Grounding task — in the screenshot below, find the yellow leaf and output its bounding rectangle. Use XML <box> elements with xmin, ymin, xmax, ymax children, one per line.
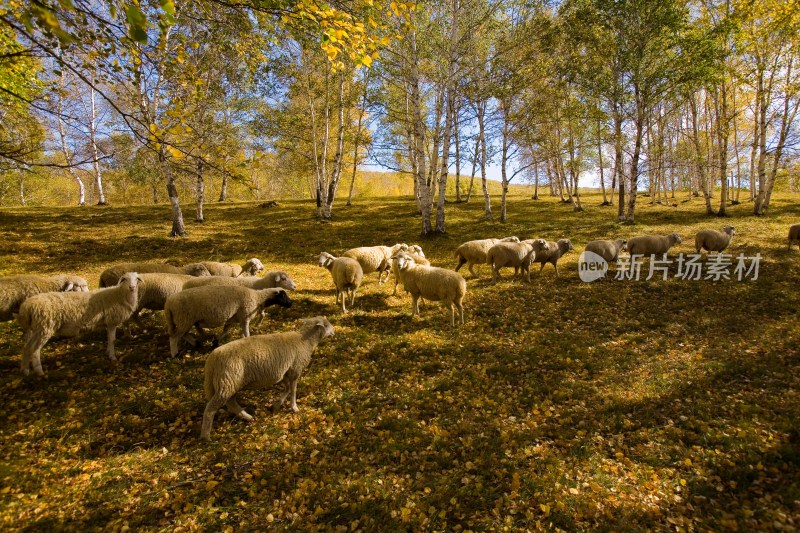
<box><xmin>539</xmin><ymin>503</ymin><xmax>550</xmax><ymax>515</ymax></box>
<box><xmin>569</xmin><ymin>487</ymin><xmax>579</xmax><ymax>495</ymax></box>
<box><xmin>206</xmin><ymin>480</ymin><xmax>219</xmax><ymax>490</ymax></box>
<box><xmin>361</xmin><ymin>54</ymin><xmax>373</xmax><ymax>67</ymax></box>
<box><xmin>166</xmin><ymin>145</ymin><xmax>184</xmax><ymax>159</ymax></box>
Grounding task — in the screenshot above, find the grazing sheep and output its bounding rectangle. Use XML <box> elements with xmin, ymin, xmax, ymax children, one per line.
<box><xmin>164</xmin><ymin>286</ymin><xmax>292</xmax><ymax>357</ymax></box>
<box><xmin>392</xmin><ymin>248</ymin><xmax>430</xmax><ymax>296</ymax></box>
<box><xmin>695</xmin><ymin>227</ymin><xmax>735</xmax><ymax>254</ymax></box>
<box><xmin>342</xmin><ymin>243</ymin><xmax>407</xmax><ymax>284</ymax></box>
<box><xmin>135</xmin><ymin>273</ymin><xmax>195</xmax><ymax>314</ymax></box>
<box><xmin>200</xmin><ymin>258</ymin><xmax>264</xmax><ymax>278</ymax></box>
<box><xmin>183</xmin><ymin>271</ymin><xmax>296</xmax><ymax>291</ymax></box>
<box><xmin>318</xmin><ymin>252</ymin><xmax>363</xmax><ymax>313</ymax></box>
<box><xmin>626</xmin><ymin>233</ymin><xmax>682</xmax><ymax>257</ymax></box>
<box><xmin>486</xmin><ymin>239</ymin><xmax>550</xmax><ymax>283</ymax></box>
<box><xmin>532</xmin><ymin>239</ymin><xmax>575</xmax><ymax>277</ymax></box>
<box><xmin>100</xmin><ymin>262</ymin><xmax>210</xmax><ymax>287</ymax></box>
<box><xmin>201</xmin><ymin>316</ymin><xmax>335</xmax><ymax>440</ymax></box>
<box><xmin>585</xmin><ymin>239</ymin><xmax>627</xmax><ymax>263</ymax></box>
<box><xmin>0</xmin><ymin>274</ymin><xmax>89</xmax><ymax>322</ymax></box>
<box><xmin>17</xmin><ymin>272</ymin><xmax>141</xmax><ymax>375</ymax></box>
<box><xmin>790</xmin><ymin>224</ymin><xmax>800</xmax><ymax>250</ymax></box>
<box><xmin>454</xmin><ymin>237</ymin><xmax>520</xmax><ymax>278</ymax></box>
<box><xmin>393</xmin><ymin>251</ymin><xmax>467</xmax><ymax>327</ymax></box>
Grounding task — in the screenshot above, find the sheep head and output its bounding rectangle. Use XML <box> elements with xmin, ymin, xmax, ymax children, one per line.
<box><xmin>318</xmin><ymin>252</ymin><xmax>335</xmax><ymax>268</ymax></box>
<box><xmin>301</xmin><ymin>316</ymin><xmax>335</xmax><ymax>339</ymax></box>
<box><xmin>244</xmin><ymin>258</ymin><xmax>265</xmax><ymax>275</ymax></box>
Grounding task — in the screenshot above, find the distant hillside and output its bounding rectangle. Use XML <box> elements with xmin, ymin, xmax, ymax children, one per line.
<box><xmin>351</xmin><ymin>170</ymin><xmax>532</xmax><ymax>199</ymax></box>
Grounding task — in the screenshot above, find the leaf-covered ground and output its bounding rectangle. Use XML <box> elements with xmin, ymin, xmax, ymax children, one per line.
<box><xmin>0</xmin><ymin>192</ymin><xmax>798</xmax><ymax>531</ymax></box>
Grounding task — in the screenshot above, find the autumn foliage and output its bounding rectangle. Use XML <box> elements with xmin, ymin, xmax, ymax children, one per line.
<box><xmin>0</xmin><ymin>191</ymin><xmax>798</xmax><ymax>530</ymax></box>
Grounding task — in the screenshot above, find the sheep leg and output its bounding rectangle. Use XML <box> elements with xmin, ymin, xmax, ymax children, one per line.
<box><xmin>289</xmin><ymin>379</ymin><xmax>300</xmax><ymax>413</ymax></box>
<box><xmin>553</xmin><ymin>263</ymin><xmax>560</xmax><ymax>278</ymax></box>
<box><xmin>411</xmin><ymin>294</ymin><xmax>420</xmax><ymax>317</ymax></box>
<box><xmin>201</xmin><ymin>395</ymin><xmax>227</xmax><ymax>441</ymax></box>
<box><xmin>106</xmin><ymin>326</ymin><xmax>117</xmax><ymax>362</ymax></box>
<box><xmin>226</xmin><ymin>396</ymin><xmax>253</xmax><ymax>421</ymax></box>
<box><xmin>340</xmin><ymin>290</ymin><xmax>347</xmax><ymax>313</ymax></box>
<box><xmin>492</xmin><ymin>266</ymin><xmax>500</xmax><ymax>284</ymax></box>
<box><xmin>455</xmin><ymin>300</ymin><xmax>464</xmax><ymax>325</ymax></box>
<box><xmin>449</xmin><ymin>302</ymin><xmax>455</xmax><ymax>328</ymax></box>
<box><xmin>455</xmin><ymin>256</ymin><xmax>466</xmax><ymax>272</ymax></box>
<box><xmin>241</xmin><ymin>318</ymin><xmax>251</xmax><ymax>338</ymax></box>
<box><xmin>349</xmin><ymin>287</ymin><xmax>357</xmax><ymax>309</ymax></box>
<box><xmin>271</xmin><ymin>381</ymin><xmax>293</xmax><ymax>412</ymax></box>
<box><xmin>468</xmin><ymin>262</ymin><xmax>479</xmax><ymax>278</ymax></box>
<box><xmin>22</xmin><ymin>330</ymin><xmax>46</xmax><ymax>377</ymax></box>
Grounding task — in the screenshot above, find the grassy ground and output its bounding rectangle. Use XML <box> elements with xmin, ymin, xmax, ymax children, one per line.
<box><xmin>0</xmin><ymin>191</ymin><xmax>798</xmax><ymax>532</ymax></box>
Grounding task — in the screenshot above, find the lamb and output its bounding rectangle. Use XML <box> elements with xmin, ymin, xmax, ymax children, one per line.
<box><xmin>164</xmin><ymin>286</ymin><xmax>292</xmax><ymax>357</ymax></box>
<box><xmin>790</xmin><ymin>224</ymin><xmax>800</xmax><ymax>250</ymax></box>
<box><xmin>99</xmin><ymin>262</ymin><xmax>210</xmax><ymax>287</ymax></box>
<box><xmin>342</xmin><ymin>243</ymin><xmax>407</xmax><ymax>284</ymax></box>
<box><xmin>626</xmin><ymin>233</ymin><xmax>682</xmax><ymax>257</ymax></box>
<box><xmin>0</xmin><ymin>274</ymin><xmax>89</xmax><ymax>322</ymax></box>
<box><xmin>16</xmin><ymin>272</ymin><xmax>141</xmax><ymax>375</ymax></box>
<box><xmin>200</xmin><ymin>316</ymin><xmax>335</xmax><ymax>440</ymax></box>
<box><xmin>392</xmin><ymin>247</ymin><xmax>430</xmax><ymax>296</ymax></box>
<box><xmin>200</xmin><ymin>258</ymin><xmax>264</xmax><ymax>278</ymax></box>
<box><xmin>695</xmin><ymin>227</ymin><xmax>735</xmax><ymax>254</ymax></box>
<box><xmin>318</xmin><ymin>252</ymin><xmax>363</xmax><ymax>313</ymax></box>
<box><xmin>182</xmin><ymin>271</ymin><xmax>296</xmax><ymax>291</ymax></box>
<box><xmin>585</xmin><ymin>239</ymin><xmax>627</xmax><ymax>263</ymax></box>
<box><xmin>532</xmin><ymin>239</ymin><xmax>575</xmax><ymax>277</ymax></box>
<box><xmin>486</xmin><ymin>239</ymin><xmax>550</xmax><ymax>283</ymax></box>
<box><xmin>393</xmin><ymin>251</ymin><xmax>467</xmax><ymax>327</ymax></box>
<box><xmin>454</xmin><ymin>236</ymin><xmax>520</xmax><ymax>278</ymax></box>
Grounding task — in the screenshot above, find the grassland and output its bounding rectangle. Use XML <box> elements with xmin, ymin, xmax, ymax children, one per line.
<box><xmin>0</xmin><ymin>191</ymin><xmax>798</xmax><ymax>531</ymax></box>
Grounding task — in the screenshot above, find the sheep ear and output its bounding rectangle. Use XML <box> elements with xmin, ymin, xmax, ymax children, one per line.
<box><xmin>275</xmin><ymin>274</ymin><xmax>281</xmax><ymax>282</ymax></box>
<box><xmin>64</xmin><ymin>282</ymin><xmax>74</xmax><ymax>291</ymax></box>
<box><xmin>137</xmin><ymin>275</ymin><xmax>144</xmax><ymax>284</ymax></box>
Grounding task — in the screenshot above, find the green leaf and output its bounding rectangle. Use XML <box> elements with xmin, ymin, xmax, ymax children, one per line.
<box><xmin>125</xmin><ymin>5</ymin><xmax>149</xmax><ymax>43</ymax></box>
<box><xmin>159</xmin><ymin>0</ymin><xmax>176</xmax><ymax>17</ymax></box>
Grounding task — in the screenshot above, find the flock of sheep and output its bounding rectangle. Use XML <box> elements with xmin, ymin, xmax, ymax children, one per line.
<box><xmin>1</xmin><ymin>222</ymin><xmax>798</xmax><ymax>439</ymax></box>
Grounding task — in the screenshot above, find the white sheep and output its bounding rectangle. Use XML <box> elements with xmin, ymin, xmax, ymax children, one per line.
<box><xmin>0</xmin><ymin>274</ymin><xmax>89</xmax><ymax>322</ymax></box>
<box><xmin>695</xmin><ymin>227</ymin><xmax>735</xmax><ymax>254</ymax></box>
<box><xmin>182</xmin><ymin>271</ymin><xmax>296</xmax><ymax>291</ymax></box>
<box><xmin>16</xmin><ymin>272</ymin><xmax>141</xmax><ymax>375</ymax></box>
<box><xmin>532</xmin><ymin>239</ymin><xmax>575</xmax><ymax>277</ymax></box>
<box><xmin>164</xmin><ymin>286</ymin><xmax>293</xmax><ymax>357</ymax></box>
<box><xmin>393</xmin><ymin>251</ymin><xmax>467</xmax><ymax>327</ymax></box>
<box><xmin>392</xmin><ymin>247</ymin><xmax>430</xmax><ymax>296</ymax></box>
<box><xmin>584</xmin><ymin>239</ymin><xmax>627</xmax><ymax>263</ymax></box>
<box><xmin>134</xmin><ymin>273</ymin><xmax>195</xmax><ymax>315</ymax></box>
<box><xmin>100</xmin><ymin>262</ymin><xmax>210</xmax><ymax>287</ymax></box>
<box><xmin>454</xmin><ymin>237</ymin><xmax>520</xmax><ymax>278</ymax></box>
<box><xmin>200</xmin><ymin>258</ymin><xmax>264</xmax><ymax>278</ymax></box>
<box><xmin>342</xmin><ymin>243</ymin><xmax>407</xmax><ymax>284</ymax></box>
<box><xmin>790</xmin><ymin>224</ymin><xmax>800</xmax><ymax>250</ymax></box>
<box><xmin>318</xmin><ymin>252</ymin><xmax>363</xmax><ymax>313</ymax></box>
<box><xmin>486</xmin><ymin>239</ymin><xmax>550</xmax><ymax>283</ymax></box>
<box><xmin>200</xmin><ymin>316</ymin><xmax>335</xmax><ymax>440</ymax></box>
<box><xmin>626</xmin><ymin>233</ymin><xmax>682</xmax><ymax>257</ymax></box>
